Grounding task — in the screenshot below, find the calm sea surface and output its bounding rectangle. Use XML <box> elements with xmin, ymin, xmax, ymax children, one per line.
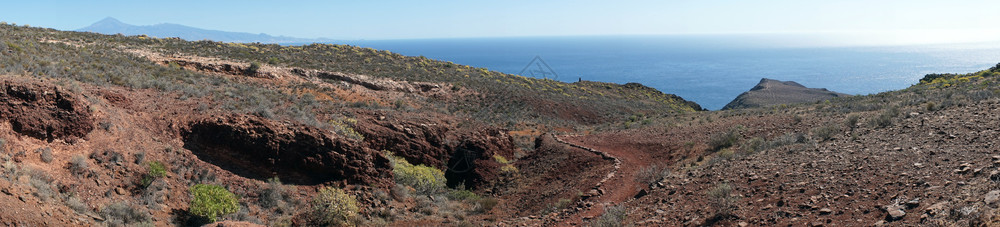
<box><xmin>337</xmin><ymin>36</ymin><xmax>1000</xmax><ymax>110</ymax></box>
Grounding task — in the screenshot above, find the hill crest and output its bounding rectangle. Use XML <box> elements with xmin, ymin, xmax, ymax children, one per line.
<box><xmin>722</xmin><ymin>78</ymin><xmax>850</xmax><ymax>110</ymax></box>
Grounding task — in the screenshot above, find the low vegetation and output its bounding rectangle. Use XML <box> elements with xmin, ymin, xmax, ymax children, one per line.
<box><xmin>3</xmin><ymin>20</ymin><xmax>1000</xmax><ymax>226</ymax></box>
<box><xmin>707</xmin><ymin>126</ymin><xmax>742</xmax><ymax>152</ymax></box>
<box><xmin>387</xmin><ymin>151</ymin><xmax>446</xmax><ymax>195</ymax></box>
<box><xmin>636</xmin><ymin>164</ymin><xmax>670</xmax><ymax>186</ymax></box>
<box><xmin>706</xmin><ymin>183</ymin><xmax>736</xmax><ymax>220</ymax></box>
<box><xmin>590</xmin><ymin>205</ymin><xmax>627</xmax><ymax>227</ymax></box>
<box><xmin>311</xmin><ymin>187</ymin><xmax>360</xmax><ymax>226</ymax></box>
<box><xmin>810</xmin><ymin>125</ymin><xmax>839</xmax><ymax>142</ymax></box>
<box><xmin>100</xmin><ymin>202</ymin><xmax>153</xmax><ymax>227</ymax></box>
<box><xmin>139</xmin><ymin>161</ymin><xmax>166</xmax><ymax>188</ymax></box>
<box><xmin>189</xmin><ymin>184</ymin><xmax>239</xmax><ymax>223</ymax></box>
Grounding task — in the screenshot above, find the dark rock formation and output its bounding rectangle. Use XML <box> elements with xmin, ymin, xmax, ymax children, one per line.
<box><xmin>353</xmin><ymin>113</ymin><xmax>452</xmax><ymax>169</ymax></box>
<box><xmin>182</xmin><ymin>115</ymin><xmax>392</xmax><ymax>187</ymax></box>
<box><xmin>722</xmin><ymin>78</ymin><xmax>851</xmax><ymax>110</ymax></box>
<box><xmin>0</xmin><ymin>79</ymin><xmax>94</xmax><ymax>142</ymax></box>
<box><xmin>445</xmin><ymin>128</ymin><xmax>516</xmax><ymax>191</ymax></box>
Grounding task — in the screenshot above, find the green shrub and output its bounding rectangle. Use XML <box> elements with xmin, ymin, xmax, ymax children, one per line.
<box><xmin>189</xmin><ymin>184</ymin><xmax>239</xmax><ymax>222</ymax></box>
<box><xmin>492</xmin><ymin>154</ymin><xmax>510</xmax><ymax>164</ymax></box>
<box><xmin>147</xmin><ymin>161</ymin><xmax>167</xmax><ymax>177</ymax></box>
<box><xmin>246</xmin><ymin>62</ymin><xmax>261</xmax><ymax>75</ymax></box>
<box><xmin>447</xmin><ymin>189</ymin><xmax>481</xmax><ymax>201</ymax></box>
<box><xmin>312</xmin><ymin>187</ymin><xmax>359</xmax><ymax>226</ymax></box>
<box><xmin>386</xmin><ymin>152</ymin><xmax>446</xmax><ymax>194</ymax></box>
<box><xmin>140</xmin><ymin>161</ymin><xmax>167</xmax><ymax>188</ymax></box>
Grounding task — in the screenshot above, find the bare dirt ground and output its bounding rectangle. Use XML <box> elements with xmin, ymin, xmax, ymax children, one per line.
<box><xmin>544</xmin><ymin>99</ymin><xmax>1000</xmax><ymax>226</ymax></box>
<box><xmin>15</xmin><ymin>30</ymin><xmax>1000</xmax><ymax>227</ymax></box>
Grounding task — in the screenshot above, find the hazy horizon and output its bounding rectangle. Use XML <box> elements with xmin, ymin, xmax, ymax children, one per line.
<box><xmin>4</xmin><ymin>0</ymin><xmax>1000</xmax><ymax>47</ymax></box>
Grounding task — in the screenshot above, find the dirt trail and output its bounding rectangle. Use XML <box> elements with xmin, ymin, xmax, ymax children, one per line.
<box><xmin>553</xmin><ymin>134</ymin><xmax>652</xmax><ymax>226</ymax></box>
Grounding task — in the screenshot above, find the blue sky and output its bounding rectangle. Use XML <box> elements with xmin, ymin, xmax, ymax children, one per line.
<box><xmin>3</xmin><ymin>0</ymin><xmax>1000</xmax><ymax>44</ymax></box>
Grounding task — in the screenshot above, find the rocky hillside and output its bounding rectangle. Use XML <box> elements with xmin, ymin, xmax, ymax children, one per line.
<box><xmin>722</xmin><ymin>78</ymin><xmax>851</xmax><ymax>110</ymax></box>
<box><xmin>3</xmin><ymin>20</ymin><xmax>1000</xmax><ymax>227</ymax></box>
<box><xmin>554</xmin><ymin>66</ymin><xmax>1000</xmax><ymax>226</ymax></box>
<box><xmin>0</xmin><ymin>22</ymin><xmax>701</xmax><ymax>226</ymax></box>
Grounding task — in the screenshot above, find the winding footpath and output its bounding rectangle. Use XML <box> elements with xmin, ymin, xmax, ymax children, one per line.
<box><xmin>550</xmin><ymin>134</ymin><xmax>650</xmax><ymax>226</ymax></box>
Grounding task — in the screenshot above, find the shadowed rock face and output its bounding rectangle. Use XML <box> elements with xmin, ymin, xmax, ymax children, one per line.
<box><xmin>182</xmin><ymin>115</ymin><xmax>392</xmax><ymax>186</ymax></box>
<box><xmin>445</xmin><ymin>128</ymin><xmax>516</xmax><ymax>191</ymax></box>
<box><xmin>0</xmin><ymin>79</ymin><xmax>94</xmax><ymax>142</ymax></box>
<box><xmin>722</xmin><ymin>78</ymin><xmax>851</xmax><ymax>110</ymax></box>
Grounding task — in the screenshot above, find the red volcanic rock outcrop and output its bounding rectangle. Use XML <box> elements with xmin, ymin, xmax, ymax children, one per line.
<box><xmin>352</xmin><ymin>112</ymin><xmax>519</xmax><ymax>191</ymax></box>
<box><xmin>353</xmin><ymin>113</ymin><xmax>452</xmax><ymax>169</ymax></box>
<box><xmin>0</xmin><ymin>79</ymin><xmax>94</xmax><ymax>142</ymax></box>
<box><xmin>182</xmin><ymin>115</ymin><xmax>392</xmax><ymax>187</ymax></box>
<box><xmin>445</xmin><ymin>128</ymin><xmax>516</xmax><ymax>191</ymax></box>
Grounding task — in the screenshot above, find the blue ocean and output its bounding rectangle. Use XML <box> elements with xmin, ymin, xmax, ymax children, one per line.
<box><xmin>339</xmin><ymin>35</ymin><xmax>1000</xmax><ymax>110</ymax></box>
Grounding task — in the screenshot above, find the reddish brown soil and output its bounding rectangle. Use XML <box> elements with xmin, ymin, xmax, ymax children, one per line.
<box><xmin>0</xmin><ymin>78</ymin><xmax>94</xmax><ymax>142</ymax></box>
<box><xmin>492</xmin><ymin>135</ymin><xmax>613</xmax><ymax>225</ymax></box>
<box><xmin>538</xmin><ymin>100</ymin><xmax>1000</xmax><ymax>226</ymax></box>
<box><xmin>18</xmin><ymin>33</ymin><xmax>1000</xmax><ymax>227</ymax></box>
<box><xmin>544</xmin><ymin>114</ymin><xmax>796</xmax><ymax>225</ymax></box>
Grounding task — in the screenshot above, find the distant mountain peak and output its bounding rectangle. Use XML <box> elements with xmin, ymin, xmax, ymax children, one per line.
<box><xmin>95</xmin><ymin>17</ymin><xmax>124</xmax><ymax>25</ymax></box>
<box><xmin>75</xmin><ymin>17</ymin><xmax>330</xmax><ymax>44</ymax></box>
<box><xmin>78</xmin><ymin>17</ymin><xmax>132</xmax><ymax>33</ymax></box>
